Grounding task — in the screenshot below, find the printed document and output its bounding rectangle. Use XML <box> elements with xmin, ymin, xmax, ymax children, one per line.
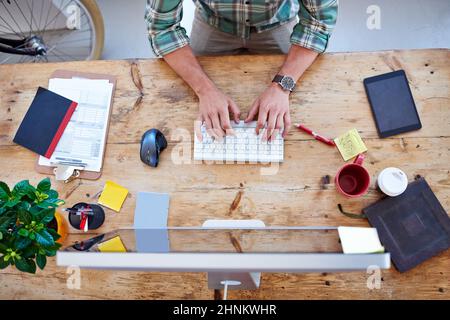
<box><xmin>38</xmin><ymin>78</ymin><xmax>113</xmax><ymax>172</ymax></box>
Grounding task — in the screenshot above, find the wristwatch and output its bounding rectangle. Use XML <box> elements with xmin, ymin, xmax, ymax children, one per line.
<box><xmin>272</xmin><ymin>74</ymin><xmax>296</xmax><ymax>92</ymax></box>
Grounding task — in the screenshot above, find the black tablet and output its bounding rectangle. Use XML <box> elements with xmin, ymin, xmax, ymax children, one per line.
<box><xmin>363</xmin><ymin>70</ymin><xmax>421</xmax><ymax>138</ymax></box>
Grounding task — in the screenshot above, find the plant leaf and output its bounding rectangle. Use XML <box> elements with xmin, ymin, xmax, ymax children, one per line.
<box><xmin>0</xmin><ymin>182</ymin><xmax>10</xmax><ymax>201</ymax></box>
<box><xmin>15</xmin><ymin>258</ymin><xmax>36</xmax><ymax>274</ymax></box>
<box><xmin>0</xmin><ymin>231</ymin><xmax>2</xmax><ymax>240</ymax></box>
<box><xmin>17</xmin><ymin>201</ymin><xmax>31</xmax><ymax>211</ymax></box>
<box><xmin>45</xmin><ymin>189</ymin><xmax>59</xmax><ymax>200</ymax></box>
<box><xmin>35</xmin><ymin>230</ymin><xmax>55</xmax><ymax>247</ymax></box>
<box><xmin>0</xmin><ymin>181</ymin><xmax>11</xmax><ymax>195</ymax></box>
<box><xmin>36</xmin><ymin>200</ymin><xmax>60</xmax><ymax>209</ymax></box>
<box><xmin>0</xmin><ymin>242</ymin><xmax>8</xmax><ymax>253</ymax></box>
<box><xmin>0</xmin><ymin>256</ymin><xmax>10</xmax><ymax>269</ymax></box>
<box><xmin>0</xmin><ymin>213</ymin><xmax>15</xmax><ymax>232</ymax></box>
<box><xmin>36</xmin><ymin>254</ymin><xmax>47</xmax><ymax>270</ymax></box>
<box><xmin>21</xmin><ymin>246</ymin><xmax>37</xmax><ymax>259</ymax></box>
<box><xmin>39</xmin><ymin>208</ymin><xmax>56</xmax><ymax>224</ymax></box>
<box><xmin>45</xmin><ymin>243</ymin><xmax>62</xmax><ymax>251</ymax></box>
<box><xmin>15</xmin><ymin>236</ymin><xmax>32</xmax><ymax>250</ymax></box>
<box><xmin>25</xmin><ymin>189</ymin><xmax>37</xmax><ymax>201</ymax></box>
<box><xmin>37</xmin><ymin>178</ymin><xmax>51</xmax><ymax>192</ymax></box>
<box><xmin>4</xmin><ymin>199</ymin><xmax>20</xmax><ymax>208</ymax></box>
<box><xmin>17</xmin><ymin>208</ymin><xmax>32</xmax><ymax>225</ymax></box>
<box><xmin>12</xmin><ymin>180</ymin><xmax>31</xmax><ymax>198</ymax></box>
<box><xmin>47</xmin><ymin>228</ymin><xmax>61</xmax><ymax>240</ymax></box>
<box><xmin>45</xmin><ymin>249</ymin><xmax>57</xmax><ymax>257</ymax></box>
<box><xmin>44</xmin><ymin>243</ymin><xmax>61</xmax><ymax>256</ymax></box>
<box><xmin>17</xmin><ymin>228</ymin><xmax>29</xmax><ymax>237</ymax></box>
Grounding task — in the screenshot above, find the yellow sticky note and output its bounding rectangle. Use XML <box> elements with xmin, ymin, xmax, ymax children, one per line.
<box><xmin>98</xmin><ymin>236</ymin><xmax>127</xmax><ymax>253</ymax></box>
<box><xmin>334</xmin><ymin>128</ymin><xmax>368</xmax><ymax>161</ymax></box>
<box><xmin>98</xmin><ymin>180</ymin><xmax>128</xmax><ymax>212</ymax></box>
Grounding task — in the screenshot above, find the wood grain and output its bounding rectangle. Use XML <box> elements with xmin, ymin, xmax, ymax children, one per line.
<box><xmin>0</xmin><ymin>49</ymin><xmax>449</xmax><ymax>300</ymax></box>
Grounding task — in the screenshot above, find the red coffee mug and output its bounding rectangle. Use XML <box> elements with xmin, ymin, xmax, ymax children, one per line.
<box><xmin>335</xmin><ymin>154</ymin><xmax>370</xmax><ymax>197</ymax></box>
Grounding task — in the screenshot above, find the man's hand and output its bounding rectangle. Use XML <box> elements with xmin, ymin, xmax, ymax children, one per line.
<box><xmin>196</xmin><ymin>85</ymin><xmax>240</xmax><ymax>141</ymax></box>
<box><xmin>245</xmin><ymin>83</ymin><xmax>291</xmax><ymax>141</ymax></box>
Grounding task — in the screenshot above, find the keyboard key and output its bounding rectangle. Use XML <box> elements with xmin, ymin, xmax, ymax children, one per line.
<box><xmin>194</xmin><ymin>121</ymin><xmax>284</xmax><ymax>163</ymax></box>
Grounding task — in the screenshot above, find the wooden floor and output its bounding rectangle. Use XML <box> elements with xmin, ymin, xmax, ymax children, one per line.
<box><xmin>0</xmin><ymin>49</ymin><xmax>449</xmax><ymax>299</ymax></box>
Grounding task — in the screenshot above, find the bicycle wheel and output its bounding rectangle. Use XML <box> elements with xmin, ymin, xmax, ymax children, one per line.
<box><xmin>0</xmin><ymin>0</ymin><xmax>104</xmax><ymax>64</ymax></box>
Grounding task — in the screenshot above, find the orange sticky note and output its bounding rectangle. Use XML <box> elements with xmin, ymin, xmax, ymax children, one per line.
<box><xmin>98</xmin><ymin>180</ymin><xmax>128</xmax><ymax>212</ymax></box>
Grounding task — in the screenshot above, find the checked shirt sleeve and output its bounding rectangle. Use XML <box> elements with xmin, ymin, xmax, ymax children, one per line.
<box><xmin>291</xmin><ymin>0</ymin><xmax>339</xmax><ymax>53</ymax></box>
<box><xmin>145</xmin><ymin>0</ymin><xmax>189</xmax><ymax>57</ymax></box>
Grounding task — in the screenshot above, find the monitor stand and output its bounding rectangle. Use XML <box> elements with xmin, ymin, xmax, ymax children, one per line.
<box><xmin>202</xmin><ymin>219</ymin><xmax>265</xmax><ymax>290</ymax></box>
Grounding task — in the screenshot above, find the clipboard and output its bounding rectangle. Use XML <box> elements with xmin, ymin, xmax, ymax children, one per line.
<box><xmin>35</xmin><ymin>70</ymin><xmax>117</xmax><ymax>181</ymax></box>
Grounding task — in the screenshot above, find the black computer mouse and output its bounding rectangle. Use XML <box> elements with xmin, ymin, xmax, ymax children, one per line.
<box><xmin>140</xmin><ymin>129</ymin><xmax>167</xmax><ymax>167</ymax></box>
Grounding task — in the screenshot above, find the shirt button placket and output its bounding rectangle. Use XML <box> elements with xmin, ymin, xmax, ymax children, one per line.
<box><xmin>244</xmin><ymin>0</ymin><xmax>250</xmax><ymax>39</ymax></box>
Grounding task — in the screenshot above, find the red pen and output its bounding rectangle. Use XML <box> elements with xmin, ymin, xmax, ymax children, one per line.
<box><xmin>295</xmin><ymin>123</ymin><xmax>336</xmax><ymax>146</ymax></box>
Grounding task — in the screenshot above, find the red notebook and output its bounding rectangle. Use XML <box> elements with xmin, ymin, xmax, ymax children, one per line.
<box><xmin>13</xmin><ymin>87</ymin><xmax>77</xmax><ymax>158</ymax></box>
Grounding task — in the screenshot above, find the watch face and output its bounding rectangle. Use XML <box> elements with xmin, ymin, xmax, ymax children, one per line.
<box><xmin>281</xmin><ymin>76</ymin><xmax>295</xmax><ymax>90</ymax></box>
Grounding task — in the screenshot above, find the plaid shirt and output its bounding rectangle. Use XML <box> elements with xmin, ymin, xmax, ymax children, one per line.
<box><xmin>145</xmin><ymin>0</ymin><xmax>338</xmax><ymax>57</ymax></box>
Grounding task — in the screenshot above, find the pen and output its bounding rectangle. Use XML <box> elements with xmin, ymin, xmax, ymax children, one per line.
<box><xmin>295</xmin><ymin>123</ymin><xmax>336</xmax><ymax>146</ymax></box>
<box><xmin>63</xmin><ymin>208</ymin><xmax>94</xmax><ymax>215</ymax></box>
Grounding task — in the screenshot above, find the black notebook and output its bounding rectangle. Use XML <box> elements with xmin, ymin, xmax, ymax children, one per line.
<box><xmin>13</xmin><ymin>87</ymin><xmax>77</xmax><ymax>158</ymax></box>
<box><xmin>363</xmin><ymin>178</ymin><xmax>450</xmax><ymax>272</ymax></box>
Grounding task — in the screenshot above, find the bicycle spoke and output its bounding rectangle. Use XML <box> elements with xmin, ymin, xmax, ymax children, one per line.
<box><xmin>23</xmin><ymin>0</ymin><xmax>41</xmax><ymax>36</ymax></box>
<box><xmin>47</xmin><ymin>50</ymin><xmax>68</xmax><ymax>62</ymax></box>
<box><xmin>53</xmin><ymin>47</ymin><xmax>85</xmax><ymax>61</ymax></box>
<box><xmin>13</xmin><ymin>0</ymin><xmax>34</xmax><ymax>37</ymax></box>
<box><xmin>38</xmin><ymin>0</ymin><xmax>45</xmax><ymax>35</ymax></box>
<box><xmin>42</xmin><ymin>0</ymin><xmax>52</xmax><ymax>36</ymax></box>
<box><xmin>18</xmin><ymin>55</ymin><xmax>28</xmax><ymax>64</ymax></box>
<box><xmin>0</xmin><ymin>54</ymin><xmax>13</xmax><ymax>64</ymax></box>
<box><xmin>0</xmin><ymin>15</ymin><xmax>24</xmax><ymax>38</ymax></box>
<box><xmin>36</xmin><ymin>0</ymin><xmax>65</xmax><ymax>36</ymax></box>
<box><xmin>1</xmin><ymin>0</ymin><xmax>98</xmax><ymax>64</ymax></box>
<box><xmin>0</xmin><ymin>25</ymin><xmax>17</xmax><ymax>35</ymax></box>
<box><xmin>26</xmin><ymin>0</ymin><xmax>34</xmax><ymax>36</ymax></box>
<box><xmin>43</xmin><ymin>0</ymin><xmax>72</xmax><ymax>32</ymax></box>
<box><xmin>1</xmin><ymin>1</ymin><xmax>27</xmax><ymax>37</ymax></box>
<box><xmin>47</xmin><ymin>36</ymin><xmax>92</xmax><ymax>46</ymax></box>
<box><xmin>10</xmin><ymin>42</ymin><xmax>28</xmax><ymax>50</ymax></box>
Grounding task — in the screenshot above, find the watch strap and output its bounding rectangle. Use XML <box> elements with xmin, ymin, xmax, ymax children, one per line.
<box><xmin>272</xmin><ymin>75</ymin><xmax>284</xmax><ymax>84</ymax></box>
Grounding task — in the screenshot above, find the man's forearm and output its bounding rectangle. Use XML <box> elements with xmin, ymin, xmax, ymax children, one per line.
<box><xmin>278</xmin><ymin>45</ymin><xmax>319</xmax><ymax>82</ymax></box>
<box><xmin>163</xmin><ymin>45</ymin><xmax>216</xmax><ymax>96</ymax></box>
<box><xmin>163</xmin><ymin>45</ymin><xmax>241</xmax><ymax>138</ymax></box>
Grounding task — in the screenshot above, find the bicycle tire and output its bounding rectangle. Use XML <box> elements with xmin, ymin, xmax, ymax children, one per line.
<box><xmin>79</xmin><ymin>0</ymin><xmax>104</xmax><ymax>60</ymax></box>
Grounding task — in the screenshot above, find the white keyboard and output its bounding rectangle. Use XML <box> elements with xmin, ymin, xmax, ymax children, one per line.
<box><xmin>194</xmin><ymin>121</ymin><xmax>284</xmax><ymax>163</ymax></box>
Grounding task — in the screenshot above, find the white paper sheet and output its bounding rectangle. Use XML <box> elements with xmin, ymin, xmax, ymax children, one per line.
<box><xmin>38</xmin><ymin>77</ymin><xmax>113</xmax><ymax>172</ymax></box>
<box><xmin>338</xmin><ymin>227</ymin><xmax>385</xmax><ymax>254</ymax></box>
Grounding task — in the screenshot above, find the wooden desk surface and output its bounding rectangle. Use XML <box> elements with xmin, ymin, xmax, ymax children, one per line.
<box><xmin>0</xmin><ymin>49</ymin><xmax>449</xmax><ymax>300</ymax></box>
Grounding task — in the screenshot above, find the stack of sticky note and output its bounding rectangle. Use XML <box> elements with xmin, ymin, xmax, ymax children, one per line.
<box><xmin>338</xmin><ymin>227</ymin><xmax>384</xmax><ymax>254</ymax></box>
<box><xmin>98</xmin><ymin>236</ymin><xmax>127</xmax><ymax>253</ymax></box>
<box><xmin>98</xmin><ymin>180</ymin><xmax>129</xmax><ymax>212</ymax></box>
<box><xmin>334</xmin><ymin>128</ymin><xmax>368</xmax><ymax>161</ymax></box>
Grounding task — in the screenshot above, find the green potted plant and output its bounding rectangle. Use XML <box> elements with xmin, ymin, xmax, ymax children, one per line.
<box><xmin>0</xmin><ymin>178</ymin><xmax>65</xmax><ymax>274</ymax></box>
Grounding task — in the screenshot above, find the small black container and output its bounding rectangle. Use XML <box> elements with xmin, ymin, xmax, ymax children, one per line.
<box><xmin>68</xmin><ymin>202</ymin><xmax>105</xmax><ymax>230</ymax></box>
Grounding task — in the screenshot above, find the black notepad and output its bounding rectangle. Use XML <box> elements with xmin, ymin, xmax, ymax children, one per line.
<box><xmin>363</xmin><ymin>178</ymin><xmax>450</xmax><ymax>272</ymax></box>
<box><xmin>13</xmin><ymin>87</ymin><xmax>77</xmax><ymax>158</ymax></box>
<box><xmin>364</xmin><ymin>70</ymin><xmax>422</xmax><ymax>138</ymax></box>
